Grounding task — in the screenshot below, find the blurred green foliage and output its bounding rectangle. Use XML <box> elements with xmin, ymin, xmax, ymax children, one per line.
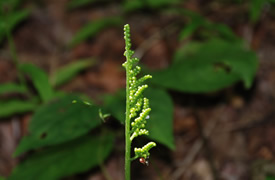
<box><xmin>14</xmin><ymin>95</ymin><xmax>102</xmax><ymax>156</ymax></box>
<box><xmin>0</xmin><ymin>59</ymin><xmax>94</xmax><ymax>118</ymax></box>
<box><xmin>0</xmin><ymin>100</ymin><xmax>37</xmax><ymax>118</ymax></box>
<box><xmin>0</xmin><ymin>0</ymin><xmax>29</xmax><ymax>44</ymax></box>
<box><xmin>266</xmin><ymin>175</ymin><xmax>275</xmax><ymax>180</ymax></box>
<box><xmin>151</xmin><ymin>39</ymin><xmax>258</xmax><ymax>93</ymax></box>
<box><xmin>0</xmin><ymin>1</ymin><xmax>113</xmax><ymax>177</ymax></box>
<box><xmin>0</xmin><ymin>60</ymin><xmax>107</xmax><ymax>179</ymax></box>
<box><xmin>250</xmin><ymin>0</ymin><xmax>275</xmax><ymax>23</ymax></box>
<box><xmin>69</xmin><ymin>17</ymin><xmax>123</xmax><ymax>47</ymax></box>
<box><xmin>123</xmin><ymin>0</ymin><xmax>181</xmax><ymax>12</ymax></box>
<box><xmin>0</xmin><ymin>83</ymin><xmax>28</xmax><ymax>94</ymax></box>
<box><xmin>67</xmin><ymin>0</ymin><xmax>100</xmax><ymax>9</ymax></box>
<box><xmin>67</xmin><ymin>0</ymin><xmax>181</xmax><ymax>11</ymax></box>
<box><xmin>19</xmin><ymin>63</ymin><xmax>54</xmax><ymax>102</ymax></box>
<box><xmin>174</xmin><ymin>9</ymin><xmax>239</xmax><ymax>41</ymax></box>
<box><xmin>50</xmin><ymin>59</ymin><xmax>96</xmax><ymax>87</ymax></box>
<box><xmin>9</xmin><ymin>134</ymin><xmax>114</xmax><ymax>180</ymax></box>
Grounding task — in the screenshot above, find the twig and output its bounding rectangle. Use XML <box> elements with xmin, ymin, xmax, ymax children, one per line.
<box><xmin>194</xmin><ymin>112</ymin><xmax>219</xmax><ymax>180</ymax></box>
<box><xmin>172</xmin><ymin>107</ymin><xmax>225</xmax><ymax>179</ymax></box>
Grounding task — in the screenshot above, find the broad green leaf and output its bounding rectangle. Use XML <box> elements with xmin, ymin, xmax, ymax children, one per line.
<box><xmin>151</xmin><ymin>39</ymin><xmax>258</xmax><ymax>93</ymax></box>
<box><xmin>14</xmin><ymin>95</ymin><xmax>102</xmax><ymax>156</ymax></box>
<box><xmin>51</xmin><ymin>59</ymin><xmax>96</xmax><ymax>87</ymax></box>
<box><xmin>10</xmin><ymin>134</ymin><xmax>114</xmax><ymax>180</ymax></box>
<box><xmin>0</xmin><ymin>10</ymin><xmax>29</xmax><ymax>43</ymax></box>
<box><xmin>0</xmin><ymin>100</ymin><xmax>37</xmax><ymax>118</ymax></box>
<box><xmin>104</xmin><ymin>87</ymin><xmax>175</xmax><ymax>149</ymax></box>
<box><xmin>144</xmin><ymin>88</ymin><xmax>174</xmax><ymax>149</ymax></box>
<box><xmin>0</xmin><ymin>176</ymin><xmax>5</xmax><ymax>180</ymax></box>
<box><xmin>103</xmin><ymin>90</ymin><xmax>125</xmax><ymax>124</ymax></box>
<box><xmin>266</xmin><ymin>175</ymin><xmax>275</xmax><ymax>180</ymax></box>
<box><xmin>0</xmin><ymin>83</ymin><xmax>28</xmax><ymax>95</ymax></box>
<box><xmin>19</xmin><ymin>63</ymin><xmax>54</xmax><ymax>103</ymax></box>
<box><xmin>69</xmin><ymin>17</ymin><xmax>123</xmax><ymax>47</ymax></box>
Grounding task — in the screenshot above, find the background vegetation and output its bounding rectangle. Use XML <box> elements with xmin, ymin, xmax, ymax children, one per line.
<box><xmin>0</xmin><ymin>0</ymin><xmax>274</xmax><ymax>179</ymax></box>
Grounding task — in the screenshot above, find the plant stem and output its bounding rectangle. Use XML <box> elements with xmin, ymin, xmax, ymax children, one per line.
<box><xmin>125</xmin><ymin>65</ymin><xmax>131</xmax><ymax>180</ymax></box>
<box><xmin>5</xmin><ymin>24</ymin><xmax>25</xmax><ymax>85</ymax></box>
<box><xmin>6</xmin><ymin>29</ymin><xmax>19</xmax><ymax>65</ymax></box>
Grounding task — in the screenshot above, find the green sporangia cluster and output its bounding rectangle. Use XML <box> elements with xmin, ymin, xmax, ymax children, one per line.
<box><xmin>123</xmin><ymin>24</ymin><xmax>156</xmax><ymax>162</ymax></box>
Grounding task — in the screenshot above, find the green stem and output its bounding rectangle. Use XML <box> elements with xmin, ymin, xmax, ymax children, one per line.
<box><xmin>5</xmin><ymin>24</ymin><xmax>25</xmax><ymax>85</ymax></box>
<box><xmin>6</xmin><ymin>29</ymin><xmax>19</xmax><ymax>65</ymax></box>
<box><xmin>125</xmin><ymin>65</ymin><xmax>131</xmax><ymax>180</ymax></box>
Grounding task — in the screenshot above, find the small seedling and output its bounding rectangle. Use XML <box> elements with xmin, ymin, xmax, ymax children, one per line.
<box><xmin>122</xmin><ymin>24</ymin><xmax>156</xmax><ymax>180</ymax></box>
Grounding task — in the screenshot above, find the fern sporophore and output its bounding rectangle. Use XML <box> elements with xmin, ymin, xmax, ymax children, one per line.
<box><xmin>123</xmin><ymin>24</ymin><xmax>156</xmax><ymax>180</ymax></box>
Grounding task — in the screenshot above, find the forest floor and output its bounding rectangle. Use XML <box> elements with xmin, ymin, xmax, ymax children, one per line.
<box><xmin>0</xmin><ymin>0</ymin><xmax>275</xmax><ymax>180</ymax></box>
